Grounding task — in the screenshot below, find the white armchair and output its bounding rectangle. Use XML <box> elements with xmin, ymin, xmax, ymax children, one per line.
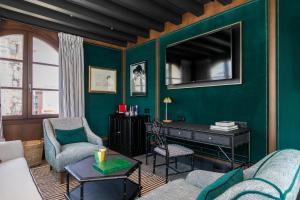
<box><xmin>43</xmin><ymin>117</ymin><xmax>103</xmax><ymax>183</ymax></box>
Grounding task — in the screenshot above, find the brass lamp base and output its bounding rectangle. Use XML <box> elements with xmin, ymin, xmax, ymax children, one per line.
<box><xmin>163</xmin><ymin>120</ymin><xmax>173</xmax><ymax>123</ymax></box>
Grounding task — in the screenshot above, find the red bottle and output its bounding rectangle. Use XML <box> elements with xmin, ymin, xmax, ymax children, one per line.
<box><xmin>118</xmin><ymin>104</ymin><xmax>127</xmax><ymax>113</ymax></box>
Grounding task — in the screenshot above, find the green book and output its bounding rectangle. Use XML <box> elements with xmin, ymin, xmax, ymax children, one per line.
<box><xmin>93</xmin><ymin>158</ymin><xmax>133</xmax><ymax>174</ymax></box>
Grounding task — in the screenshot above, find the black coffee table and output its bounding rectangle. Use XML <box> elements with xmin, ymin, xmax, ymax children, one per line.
<box><xmin>64</xmin><ymin>153</ymin><xmax>141</xmax><ymax>200</ymax></box>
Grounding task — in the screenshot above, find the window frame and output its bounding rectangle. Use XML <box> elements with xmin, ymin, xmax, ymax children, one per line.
<box><xmin>0</xmin><ymin>29</ymin><xmax>59</xmax><ymax>120</ymax></box>
<box><xmin>27</xmin><ymin>33</ymin><xmax>59</xmax><ymax>119</ymax></box>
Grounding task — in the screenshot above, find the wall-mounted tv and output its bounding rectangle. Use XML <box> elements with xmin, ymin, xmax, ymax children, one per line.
<box><xmin>165</xmin><ymin>23</ymin><xmax>242</xmax><ymax>88</ymax></box>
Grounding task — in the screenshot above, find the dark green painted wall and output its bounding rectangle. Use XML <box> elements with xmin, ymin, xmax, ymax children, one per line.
<box><xmin>125</xmin><ymin>40</ymin><xmax>156</xmax><ymax>119</ymax></box>
<box><xmin>277</xmin><ymin>0</ymin><xmax>300</xmax><ymax>150</ymax></box>
<box><xmin>84</xmin><ymin>43</ymin><xmax>122</xmax><ymax>136</ymax></box>
<box><xmin>159</xmin><ymin>0</ymin><xmax>268</xmax><ymax>162</ymax></box>
<box><xmin>83</xmin><ymin>0</ymin><xmax>270</xmax><ymax>162</ymax></box>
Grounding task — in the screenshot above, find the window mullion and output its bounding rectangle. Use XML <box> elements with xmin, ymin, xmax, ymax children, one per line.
<box><xmin>27</xmin><ymin>33</ymin><xmax>33</xmax><ymax>118</ymax></box>
<box><xmin>25</xmin><ymin>32</ymin><xmax>32</xmax><ymax>119</ymax></box>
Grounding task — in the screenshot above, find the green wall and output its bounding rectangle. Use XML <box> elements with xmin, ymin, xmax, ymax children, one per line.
<box><xmin>125</xmin><ymin>40</ymin><xmax>156</xmax><ymax>119</ymax></box>
<box><xmin>84</xmin><ymin>43</ymin><xmax>122</xmax><ymax>136</ymax></box>
<box><xmin>83</xmin><ymin>0</ymin><xmax>270</xmax><ymax>162</ymax></box>
<box><xmin>277</xmin><ymin>0</ymin><xmax>300</xmax><ymax>150</ymax></box>
<box><xmin>159</xmin><ymin>0</ymin><xmax>268</xmax><ymax>162</ymax></box>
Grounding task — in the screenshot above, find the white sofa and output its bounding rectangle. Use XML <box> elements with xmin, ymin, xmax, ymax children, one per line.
<box><xmin>0</xmin><ymin>140</ymin><xmax>42</xmax><ymax>200</ymax></box>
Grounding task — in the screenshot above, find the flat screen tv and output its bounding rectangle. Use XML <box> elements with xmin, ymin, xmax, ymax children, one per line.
<box><xmin>165</xmin><ymin>23</ymin><xmax>241</xmax><ymax>88</ymax></box>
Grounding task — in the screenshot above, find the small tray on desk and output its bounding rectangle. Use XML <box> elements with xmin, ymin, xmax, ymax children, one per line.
<box><xmin>93</xmin><ymin>158</ymin><xmax>133</xmax><ymax>175</ymax></box>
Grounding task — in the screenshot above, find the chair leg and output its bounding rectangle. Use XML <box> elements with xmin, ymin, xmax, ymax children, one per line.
<box><xmin>165</xmin><ymin>155</ymin><xmax>169</xmax><ymax>183</ymax></box>
<box><xmin>153</xmin><ymin>152</ymin><xmax>156</xmax><ymax>174</ymax></box>
<box><xmin>60</xmin><ymin>172</ymin><xmax>65</xmax><ymax>184</ymax></box>
<box><xmin>191</xmin><ymin>155</ymin><xmax>194</xmax><ymax>171</ymax></box>
<box><xmin>175</xmin><ymin>157</ymin><xmax>178</xmax><ymax>169</ymax></box>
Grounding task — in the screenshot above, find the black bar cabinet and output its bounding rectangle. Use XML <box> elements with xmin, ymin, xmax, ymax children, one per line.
<box><xmin>109</xmin><ymin>114</ymin><xmax>150</xmax><ymax>157</ymax></box>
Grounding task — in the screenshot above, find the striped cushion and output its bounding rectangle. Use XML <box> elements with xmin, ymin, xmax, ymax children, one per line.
<box><xmin>154</xmin><ymin>144</ymin><xmax>194</xmax><ymax>157</ymax></box>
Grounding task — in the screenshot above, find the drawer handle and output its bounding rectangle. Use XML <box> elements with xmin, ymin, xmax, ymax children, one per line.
<box><xmin>117</xmin><ymin>131</ymin><xmax>121</xmax><ymax>134</ymax></box>
<box><xmin>208</xmin><ymin>137</ymin><xmax>212</xmax><ymax>140</ymax></box>
<box><xmin>178</xmin><ymin>132</ymin><xmax>181</xmax><ymax>135</ymax></box>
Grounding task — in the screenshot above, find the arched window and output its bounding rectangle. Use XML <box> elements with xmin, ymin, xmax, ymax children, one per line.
<box><xmin>0</xmin><ymin>31</ymin><xmax>59</xmax><ymax>119</ymax></box>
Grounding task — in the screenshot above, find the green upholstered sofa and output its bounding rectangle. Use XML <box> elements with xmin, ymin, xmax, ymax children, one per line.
<box><xmin>138</xmin><ymin>149</ymin><xmax>300</xmax><ymax>200</ymax></box>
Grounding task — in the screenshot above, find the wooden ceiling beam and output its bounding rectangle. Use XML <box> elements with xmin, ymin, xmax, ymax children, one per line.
<box><xmin>195</xmin><ymin>0</ymin><xmax>214</xmax><ymax>4</ymax></box>
<box><xmin>67</xmin><ymin>0</ymin><xmax>164</xmax><ymax>32</ymax></box>
<box><xmin>0</xmin><ymin>0</ymin><xmax>136</xmax><ymax>43</ymax></box>
<box><xmin>25</xmin><ymin>0</ymin><xmax>149</xmax><ymax>38</ymax></box>
<box><xmin>0</xmin><ymin>9</ymin><xmax>127</xmax><ymax>47</ymax></box>
<box><xmin>110</xmin><ymin>0</ymin><xmax>182</xmax><ymax>25</ymax></box>
<box><xmin>152</xmin><ymin>0</ymin><xmax>185</xmax><ymax>15</ymax></box>
<box><xmin>167</xmin><ymin>0</ymin><xmax>204</xmax><ymax>16</ymax></box>
<box><xmin>217</xmin><ymin>0</ymin><xmax>233</xmax><ymax>6</ymax></box>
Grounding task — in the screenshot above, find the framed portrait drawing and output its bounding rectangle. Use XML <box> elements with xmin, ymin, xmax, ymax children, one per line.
<box><xmin>130</xmin><ymin>61</ymin><xmax>147</xmax><ymax>96</ymax></box>
<box><xmin>89</xmin><ymin>66</ymin><xmax>117</xmax><ymax>94</ymax></box>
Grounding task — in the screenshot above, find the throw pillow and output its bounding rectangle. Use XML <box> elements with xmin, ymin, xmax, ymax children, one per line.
<box><xmin>197</xmin><ymin>168</ymin><xmax>243</xmax><ymax>200</ymax></box>
<box><xmin>55</xmin><ymin>127</ymin><xmax>88</xmax><ymax>145</ymax></box>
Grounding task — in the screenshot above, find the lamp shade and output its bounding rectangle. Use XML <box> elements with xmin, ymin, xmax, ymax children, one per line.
<box><xmin>163</xmin><ymin>97</ymin><xmax>172</xmax><ymax>104</ymax></box>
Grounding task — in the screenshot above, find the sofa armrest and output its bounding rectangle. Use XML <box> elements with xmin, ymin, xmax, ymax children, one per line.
<box><xmin>215</xmin><ymin>179</ymin><xmax>281</xmax><ymax>200</ymax></box>
<box><xmin>82</xmin><ymin>117</ymin><xmax>103</xmax><ymax>146</ymax></box>
<box><xmin>0</xmin><ymin>140</ymin><xmax>24</xmax><ymax>162</ymax></box>
<box><xmin>43</xmin><ymin>119</ymin><xmax>61</xmax><ymax>155</ymax></box>
<box><xmin>185</xmin><ymin>170</ymin><xmax>224</xmax><ymax>189</ymax></box>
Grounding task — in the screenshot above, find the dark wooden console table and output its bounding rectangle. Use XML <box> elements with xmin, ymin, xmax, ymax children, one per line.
<box><xmin>109</xmin><ymin>114</ymin><xmax>150</xmax><ymax>157</ymax></box>
<box><xmin>145</xmin><ymin>122</ymin><xmax>250</xmax><ymax>169</ymax></box>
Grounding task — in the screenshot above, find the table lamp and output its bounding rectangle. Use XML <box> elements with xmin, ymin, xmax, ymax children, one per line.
<box><xmin>163</xmin><ymin>97</ymin><xmax>172</xmax><ymax>123</ymax></box>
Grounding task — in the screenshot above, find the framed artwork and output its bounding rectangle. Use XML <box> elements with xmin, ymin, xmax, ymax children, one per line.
<box><xmin>89</xmin><ymin>66</ymin><xmax>117</xmax><ymax>93</ymax></box>
<box><xmin>130</xmin><ymin>61</ymin><xmax>147</xmax><ymax>96</ymax></box>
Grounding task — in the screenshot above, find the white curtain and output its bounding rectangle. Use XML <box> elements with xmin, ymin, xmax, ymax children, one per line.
<box><xmin>58</xmin><ymin>33</ymin><xmax>85</xmax><ymax>118</ymax></box>
<box><xmin>0</xmin><ymin>87</ymin><xmax>4</xmax><ymax>141</ymax></box>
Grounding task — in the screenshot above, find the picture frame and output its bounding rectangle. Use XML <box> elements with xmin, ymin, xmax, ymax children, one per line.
<box><xmin>88</xmin><ymin>66</ymin><xmax>117</xmax><ymax>94</ymax></box>
<box><xmin>130</xmin><ymin>61</ymin><xmax>147</xmax><ymax>96</ymax></box>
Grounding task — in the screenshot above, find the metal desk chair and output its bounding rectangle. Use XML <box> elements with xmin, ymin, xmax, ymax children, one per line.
<box><xmin>151</xmin><ymin>121</ymin><xmax>194</xmax><ymax>183</ymax></box>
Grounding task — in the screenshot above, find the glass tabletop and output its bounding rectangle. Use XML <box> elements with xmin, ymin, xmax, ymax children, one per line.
<box><xmin>65</xmin><ymin>153</ymin><xmax>140</xmax><ymax>182</ymax></box>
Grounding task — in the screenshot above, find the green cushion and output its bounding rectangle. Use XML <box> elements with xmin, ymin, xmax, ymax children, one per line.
<box><xmin>197</xmin><ymin>168</ymin><xmax>243</xmax><ymax>200</ymax></box>
<box><xmin>55</xmin><ymin>127</ymin><xmax>88</xmax><ymax>145</ymax></box>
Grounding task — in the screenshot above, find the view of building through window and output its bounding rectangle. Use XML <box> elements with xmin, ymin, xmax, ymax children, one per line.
<box><xmin>0</xmin><ymin>34</ymin><xmax>59</xmax><ymax>117</ymax></box>
<box><xmin>0</xmin><ymin>34</ymin><xmax>23</xmax><ymax>116</ymax></box>
<box><xmin>32</xmin><ymin>37</ymin><xmax>59</xmax><ymax>115</ymax></box>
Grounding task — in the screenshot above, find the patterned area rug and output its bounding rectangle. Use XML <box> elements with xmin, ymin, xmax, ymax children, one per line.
<box><xmin>31</xmin><ymin>164</ymin><xmax>165</xmax><ymax>200</ymax></box>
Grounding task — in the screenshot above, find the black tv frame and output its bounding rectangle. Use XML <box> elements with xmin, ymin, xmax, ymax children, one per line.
<box><xmin>165</xmin><ymin>22</ymin><xmax>242</xmax><ymax>89</ymax></box>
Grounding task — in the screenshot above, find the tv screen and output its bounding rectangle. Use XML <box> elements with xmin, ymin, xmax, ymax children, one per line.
<box><xmin>165</xmin><ymin>23</ymin><xmax>241</xmax><ymax>87</ymax></box>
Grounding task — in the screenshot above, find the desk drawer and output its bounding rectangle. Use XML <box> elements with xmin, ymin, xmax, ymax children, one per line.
<box><xmin>169</xmin><ymin>128</ymin><xmax>192</xmax><ymax>139</ymax></box>
<box><xmin>194</xmin><ymin>132</ymin><xmax>231</xmax><ymax>147</ymax></box>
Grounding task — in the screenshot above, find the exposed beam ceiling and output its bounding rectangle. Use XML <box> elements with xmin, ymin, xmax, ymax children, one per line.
<box><xmin>167</xmin><ymin>0</ymin><xmax>204</xmax><ymax>16</ymax></box>
<box><xmin>152</xmin><ymin>0</ymin><xmax>185</xmax><ymax>15</ymax></box>
<box><xmin>0</xmin><ymin>8</ymin><xmax>127</xmax><ymax>47</ymax></box>
<box><xmin>25</xmin><ymin>0</ymin><xmax>149</xmax><ymax>38</ymax></box>
<box><xmin>217</xmin><ymin>0</ymin><xmax>233</xmax><ymax>5</ymax></box>
<box><xmin>0</xmin><ymin>0</ymin><xmax>136</xmax><ymax>43</ymax></box>
<box><xmin>109</xmin><ymin>0</ymin><xmax>182</xmax><ymax>25</ymax></box>
<box><xmin>0</xmin><ymin>0</ymin><xmax>233</xmax><ymax>47</ymax></box>
<box><xmin>66</xmin><ymin>0</ymin><xmax>164</xmax><ymax>32</ymax></box>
